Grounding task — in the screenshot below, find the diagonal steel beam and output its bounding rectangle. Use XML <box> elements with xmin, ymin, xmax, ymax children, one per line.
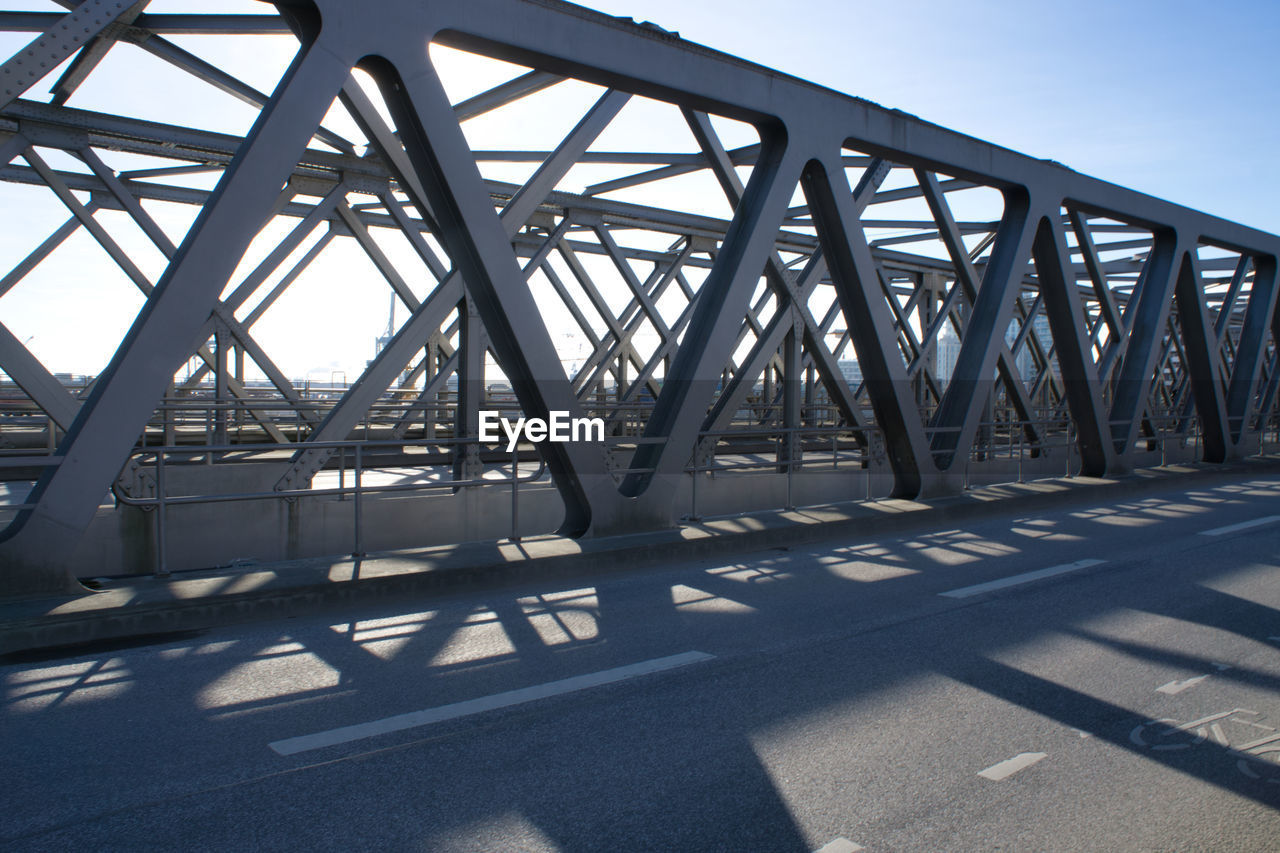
<box><xmin>573</xmin><ymin>240</ymin><xmax>693</xmax><ymax>403</ymax></box>
<box><xmin>621</xmin><ymin>129</ymin><xmax>804</xmax><ymax>498</ymax></box>
<box><xmin>134</xmin><ymin>31</ymin><xmax>356</xmax><ymax>155</ymax></box>
<box><xmin>925</xmin><ymin>181</ymin><xmax>1036</xmax><ymax>469</ymax></box>
<box><xmin>48</xmin><ymin>0</ymin><xmax>149</xmax><ymax>106</ymax></box>
<box><xmin>1225</xmin><ymin>256</ymin><xmax>1278</xmax><ymax>442</ymax></box>
<box><xmin>0</xmin><ymin>0</ymin><xmax>142</xmax><ymax>112</ymax></box>
<box><xmin>365</xmin><ymin>55</ymin><xmax>623</xmax><ymax>533</ymax></box>
<box><xmin>917</xmin><ymin>171</ymin><xmax>1042</xmax><ymax>448</ymax></box>
<box><xmin>277</xmin><ymin>76</ymin><xmax>628</xmax><ymax>499</ymax></box>
<box><xmin>76</xmin><ymin>145</ymin><xmax>316</xmax><ymax>433</ymax></box>
<box><xmin>556</xmin><ymin>239</ymin><xmax>650</xmax><ymax>383</ymax></box>
<box><xmin>0</xmin><ymin>30</ymin><xmax>360</xmax><ymax>593</ymax></box>
<box><xmin>1031</xmin><ymin>214</ymin><xmax>1113</xmax><ymax>475</ymax></box>
<box><xmin>453</xmin><ymin>70</ymin><xmax>564</xmax><ymax>122</ymax></box>
<box><xmin>802</xmin><ymin>154</ymin><xmax>934</xmax><ymax>496</ymax></box>
<box><xmin>0</xmin><ymin>320</ymin><xmax>80</xmax><ymax>430</ymax></box>
<box><xmin>0</xmin><ymin>207</ymin><xmax>91</xmax><ymax>299</ymax></box>
<box><xmin>683</xmin><ymin>109</ymin><xmax>870</xmax><ymax>432</ymax></box>
<box><xmin>1173</xmin><ymin>251</ymin><xmax>1230</xmax><ymax>461</ymax></box>
<box><xmin>1108</xmin><ymin>232</ymin><xmax>1181</xmax><ymax>454</ymax></box>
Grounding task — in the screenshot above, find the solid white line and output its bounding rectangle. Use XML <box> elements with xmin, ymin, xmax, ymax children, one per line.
<box><xmin>978</xmin><ymin>751</ymin><xmax>1047</xmax><ymax>781</ymax></box>
<box><xmin>270</xmin><ymin>650</ymin><xmax>715</xmax><ymax>756</ymax></box>
<box><xmin>1156</xmin><ymin>674</ymin><xmax>1210</xmax><ymax>695</ymax></box>
<box><xmin>1198</xmin><ymin>515</ymin><xmax>1280</xmax><ymax>537</ymax></box>
<box><xmin>814</xmin><ymin>839</ymin><xmax>863</xmax><ymax>853</ymax></box>
<box><xmin>939</xmin><ymin>559</ymin><xmax>1105</xmax><ymax>598</ymax></box>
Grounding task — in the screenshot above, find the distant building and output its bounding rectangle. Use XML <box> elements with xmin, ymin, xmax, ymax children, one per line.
<box><xmin>936</xmin><ymin>328</ymin><xmax>961</xmax><ymax>383</ymax></box>
<box><xmin>1009</xmin><ymin>315</ymin><xmax>1055</xmax><ymax>383</ymax></box>
<box><xmin>837</xmin><ymin>359</ymin><xmax>862</xmax><ymax>387</ymax></box>
<box><xmin>936</xmin><ymin>316</ymin><xmax>1057</xmax><ymax>386</ymax></box>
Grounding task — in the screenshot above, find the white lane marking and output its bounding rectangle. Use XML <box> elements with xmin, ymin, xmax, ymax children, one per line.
<box><xmin>270</xmin><ymin>651</ymin><xmax>714</xmax><ymax>756</ymax></box>
<box><xmin>1157</xmin><ymin>674</ymin><xmax>1211</xmax><ymax>695</ymax></box>
<box><xmin>978</xmin><ymin>751</ymin><xmax>1047</xmax><ymax>781</ymax></box>
<box><xmin>814</xmin><ymin>839</ymin><xmax>864</xmax><ymax>853</ymax></box>
<box><xmin>939</xmin><ymin>559</ymin><xmax>1105</xmax><ymax>598</ymax></box>
<box><xmin>1198</xmin><ymin>515</ymin><xmax>1280</xmax><ymax>537</ymax></box>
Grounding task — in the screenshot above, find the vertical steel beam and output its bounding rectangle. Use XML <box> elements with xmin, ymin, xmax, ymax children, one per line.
<box><xmin>780</xmin><ymin>323</ymin><xmax>801</xmax><ymax>469</ymax></box>
<box><xmin>452</xmin><ymin>297</ymin><xmax>484</xmax><ymax>482</ymax></box>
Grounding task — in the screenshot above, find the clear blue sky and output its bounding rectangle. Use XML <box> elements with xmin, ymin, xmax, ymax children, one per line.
<box><xmin>578</xmin><ymin>0</ymin><xmax>1280</xmax><ymax>235</ymax></box>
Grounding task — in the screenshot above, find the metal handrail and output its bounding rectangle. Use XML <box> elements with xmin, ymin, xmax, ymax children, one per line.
<box><xmin>114</xmin><ymin>435</ymin><xmax>547</xmax><ymax>576</ymax></box>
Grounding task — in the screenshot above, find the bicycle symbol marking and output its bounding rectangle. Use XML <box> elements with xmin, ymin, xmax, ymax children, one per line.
<box><xmin>1130</xmin><ymin>708</ymin><xmax>1280</xmax><ymax>783</ymax></box>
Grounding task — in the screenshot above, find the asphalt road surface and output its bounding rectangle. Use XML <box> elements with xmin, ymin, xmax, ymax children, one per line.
<box><xmin>3</xmin><ymin>473</ymin><xmax>1279</xmax><ymax>851</ymax></box>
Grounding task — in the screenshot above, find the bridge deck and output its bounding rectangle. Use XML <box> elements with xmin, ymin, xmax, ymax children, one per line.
<box><xmin>5</xmin><ymin>454</ymin><xmax>1277</xmax><ymax>657</ymax></box>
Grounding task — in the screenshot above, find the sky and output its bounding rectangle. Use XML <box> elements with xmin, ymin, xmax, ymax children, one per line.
<box><xmin>576</xmin><ymin>0</ymin><xmax>1280</xmax><ymax>234</ymax></box>
<box><xmin>1</xmin><ymin>0</ymin><xmax>1278</xmax><ymax>380</ymax></box>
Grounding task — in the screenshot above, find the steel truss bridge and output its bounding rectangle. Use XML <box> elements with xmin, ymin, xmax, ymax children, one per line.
<box><xmin>0</xmin><ymin>0</ymin><xmax>1278</xmax><ymax>594</ymax></box>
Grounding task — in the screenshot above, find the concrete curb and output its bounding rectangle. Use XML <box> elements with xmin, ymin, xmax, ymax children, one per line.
<box><xmin>4</xmin><ymin>457</ymin><xmax>1279</xmax><ymax>656</ymax></box>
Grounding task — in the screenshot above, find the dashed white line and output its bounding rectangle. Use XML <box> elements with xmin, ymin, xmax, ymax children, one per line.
<box><xmin>1157</xmin><ymin>674</ymin><xmax>1211</xmax><ymax>695</ymax></box>
<box><xmin>269</xmin><ymin>650</ymin><xmax>714</xmax><ymax>756</ymax></box>
<box><xmin>1198</xmin><ymin>515</ymin><xmax>1280</xmax><ymax>537</ymax></box>
<box><xmin>939</xmin><ymin>559</ymin><xmax>1105</xmax><ymax>598</ymax></box>
<box><xmin>978</xmin><ymin>752</ymin><xmax>1048</xmax><ymax>781</ymax></box>
<box><xmin>814</xmin><ymin>839</ymin><xmax>864</xmax><ymax>853</ymax></box>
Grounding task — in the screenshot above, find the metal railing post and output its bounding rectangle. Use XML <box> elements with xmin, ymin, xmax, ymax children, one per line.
<box><xmin>511</xmin><ymin>442</ymin><xmax>521</xmax><ymax>542</ymax></box>
<box><xmin>690</xmin><ymin>460</ymin><xmax>700</xmax><ymax>521</ymax></box>
<box><xmin>1066</xmin><ymin>423</ymin><xmax>1073</xmax><ymax>478</ymax></box>
<box><xmin>1017</xmin><ymin>427</ymin><xmax>1024</xmax><ymax>483</ymax></box>
<box><xmin>865</xmin><ymin>430</ymin><xmax>873</xmax><ymax>501</ymax></box>
<box><xmin>785</xmin><ymin>430</ymin><xmax>794</xmax><ymax>511</ymax></box>
<box><xmin>155</xmin><ymin>451</ymin><xmax>169</xmax><ymax>577</ymax></box>
<box><xmin>352</xmin><ymin>444</ymin><xmax>364</xmax><ymax>558</ymax></box>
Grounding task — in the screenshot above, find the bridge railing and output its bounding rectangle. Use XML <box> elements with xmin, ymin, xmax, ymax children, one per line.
<box><xmin>111</xmin><ymin>435</ymin><xmax>546</xmax><ymax>576</ymax></box>
<box><xmin>15</xmin><ymin>408</ymin><xmax>1272</xmax><ymax>579</ymax></box>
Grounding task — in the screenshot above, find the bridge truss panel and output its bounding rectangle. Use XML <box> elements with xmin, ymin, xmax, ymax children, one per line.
<box><xmin>0</xmin><ymin>0</ymin><xmax>1276</xmax><ymax>592</ymax></box>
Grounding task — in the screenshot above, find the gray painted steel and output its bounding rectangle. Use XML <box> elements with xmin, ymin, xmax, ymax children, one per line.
<box><xmin>0</xmin><ymin>0</ymin><xmax>1276</xmax><ymax>593</ymax></box>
